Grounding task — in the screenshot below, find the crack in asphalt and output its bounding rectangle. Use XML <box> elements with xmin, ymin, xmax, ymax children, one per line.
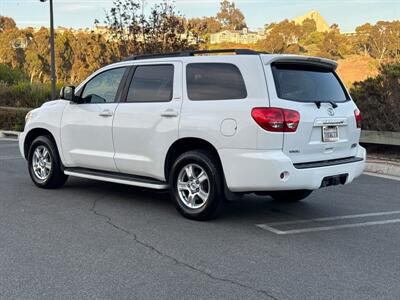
<box><xmin>90</xmin><ymin>197</ymin><xmax>279</xmax><ymax>300</ymax></box>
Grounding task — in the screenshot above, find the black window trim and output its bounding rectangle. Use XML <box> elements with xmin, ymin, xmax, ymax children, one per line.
<box><xmin>75</xmin><ymin>66</ymin><xmax>130</xmax><ymax>104</ymax></box>
<box><xmin>271</xmin><ymin>62</ymin><xmax>351</xmax><ymax>103</ymax></box>
<box><xmin>121</xmin><ymin>63</ymin><xmax>175</xmax><ymax>103</ymax></box>
<box><xmin>186</xmin><ymin>62</ymin><xmax>248</xmax><ymax>101</ymax></box>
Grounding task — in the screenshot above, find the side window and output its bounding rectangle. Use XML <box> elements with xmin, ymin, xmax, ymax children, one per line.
<box><xmin>186</xmin><ymin>63</ymin><xmax>247</xmax><ymax>101</ymax></box>
<box><xmin>126</xmin><ymin>65</ymin><xmax>174</xmax><ymax>102</ymax></box>
<box><xmin>80</xmin><ymin>67</ymin><xmax>126</xmax><ymax>104</ymax></box>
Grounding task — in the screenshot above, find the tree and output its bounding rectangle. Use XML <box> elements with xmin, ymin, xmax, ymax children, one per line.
<box><xmin>301</xmin><ymin>18</ymin><xmax>317</xmax><ymax>37</ymax></box>
<box><xmin>350</xmin><ymin>63</ymin><xmax>400</xmax><ymax>131</ymax></box>
<box><xmin>0</xmin><ymin>16</ymin><xmax>17</xmax><ymax>32</ymax></box>
<box><xmin>257</xmin><ymin>20</ymin><xmax>302</xmax><ymax>53</ymax></box>
<box><xmin>0</xmin><ymin>28</ymin><xmax>26</xmax><ymax>69</ymax></box>
<box><xmin>69</xmin><ymin>31</ymin><xmax>116</xmax><ymax>83</ymax></box>
<box><xmin>105</xmin><ymin>0</ymin><xmax>144</xmax><ymax>58</ymax></box>
<box><xmin>24</xmin><ymin>28</ymin><xmax>51</xmax><ymax>82</ymax></box>
<box><xmin>355</xmin><ymin>23</ymin><xmax>372</xmax><ymax>56</ymax></box>
<box><xmin>216</xmin><ymin>0</ymin><xmax>246</xmax><ymax>30</ymax></box>
<box><xmin>189</xmin><ymin>17</ymin><xmax>221</xmax><ymax>36</ymax></box>
<box><xmin>355</xmin><ymin>21</ymin><xmax>400</xmax><ymax>62</ymax></box>
<box><xmin>55</xmin><ymin>32</ymin><xmax>73</xmax><ymax>82</ymax></box>
<box><xmin>145</xmin><ymin>1</ymin><xmax>198</xmax><ymax>53</ymax></box>
<box><xmin>317</xmin><ymin>26</ymin><xmax>350</xmax><ymax>59</ymax></box>
<box><xmin>105</xmin><ymin>0</ymin><xmax>199</xmax><ymax>59</ymax></box>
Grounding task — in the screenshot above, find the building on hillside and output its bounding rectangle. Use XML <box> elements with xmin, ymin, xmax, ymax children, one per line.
<box><xmin>93</xmin><ymin>25</ymin><xmax>109</xmax><ymax>34</ymax></box>
<box><xmin>210</xmin><ymin>27</ymin><xmax>265</xmax><ymax>44</ymax></box>
<box><xmin>209</xmin><ymin>11</ymin><xmax>331</xmax><ymax>45</ymax></box>
<box><xmin>55</xmin><ymin>26</ymin><xmax>69</xmax><ymax>33</ymax></box>
<box><xmin>293</xmin><ymin>10</ymin><xmax>330</xmax><ymax>32</ymax></box>
<box><xmin>342</xmin><ymin>31</ymin><xmax>357</xmax><ymax>37</ymax></box>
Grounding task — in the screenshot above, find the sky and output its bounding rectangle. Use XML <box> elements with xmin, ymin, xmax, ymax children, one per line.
<box><xmin>0</xmin><ymin>0</ymin><xmax>399</xmax><ymax>32</ymax></box>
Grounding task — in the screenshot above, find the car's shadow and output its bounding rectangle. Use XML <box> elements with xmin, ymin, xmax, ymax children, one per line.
<box><xmin>63</xmin><ymin>177</ymin><xmax>330</xmax><ymax>225</ymax></box>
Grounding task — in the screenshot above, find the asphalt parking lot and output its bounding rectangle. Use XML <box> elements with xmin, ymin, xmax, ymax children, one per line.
<box><xmin>1</xmin><ymin>139</ymin><xmax>400</xmax><ymax>299</ymax></box>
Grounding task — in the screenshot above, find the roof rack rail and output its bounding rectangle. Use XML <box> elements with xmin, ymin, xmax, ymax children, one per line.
<box><xmin>124</xmin><ymin>49</ymin><xmax>263</xmax><ymax>61</ymax></box>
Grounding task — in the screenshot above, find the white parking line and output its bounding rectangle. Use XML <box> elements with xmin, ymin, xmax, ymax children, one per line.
<box><xmin>258</xmin><ymin>219</ymin><xmax>400</xmax><ymax>235</ymax></box>
<box><xmin>257</xmin><ymin>210</ymin><xmax>400</xmax><ymax>235</ymax></box>
<box><xmin>0</xmin><ymin>144</ymin><xmax>19</xmax><ymax>149</ymax></box>
<box><xmin>0</xmin><ymin>156</ymin><xmax>23</xmax><ymax>160</ymax></box>
<box><xmin>264</xmin><ymin>210</ymin><xmax>400</xmax><ymax>226</ymax></box>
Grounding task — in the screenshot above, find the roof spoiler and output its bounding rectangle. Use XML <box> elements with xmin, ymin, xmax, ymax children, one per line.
<box><xmin>262</xmin><ymin>55</ymin><xmax>338</xmax><ymax>70</ymax></box>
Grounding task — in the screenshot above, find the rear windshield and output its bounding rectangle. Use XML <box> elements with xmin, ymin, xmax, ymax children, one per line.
<box><xmin>272</xmin><ymin>64</ymin><xmax>349</xmax><ymax>103</ymax></box>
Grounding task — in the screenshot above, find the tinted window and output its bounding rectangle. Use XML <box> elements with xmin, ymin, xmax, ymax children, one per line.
<box><xmin>186</xmin><ymin>63</ymin><xmax>247</xmax><ymax>100</ymax></box>
<box><xmin>272</xmin><ymin>64</ymin><xmax>349</xmax><ymax>103</ymax></box>
<box><xmin>81</xmin><ymin>68</ymin><xmax>126</xmax><ymax>103</ymax></box>
<box><xmin>126</xmin><ymin>65</ymin><xmax>174</xmax><ymax>102</ymax></box>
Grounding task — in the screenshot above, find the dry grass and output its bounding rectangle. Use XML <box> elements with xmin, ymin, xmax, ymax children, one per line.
<box><xmin>337</xmin><ymin>55</ymin><xmax>379</xmax><ymax>88</ymax></box>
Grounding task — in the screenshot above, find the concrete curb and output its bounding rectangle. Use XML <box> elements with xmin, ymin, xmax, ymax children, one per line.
<box><xmin>365</xmin><ymin>159</ymin><xmax>400</xmax><ymax>178</ymax></box>
<box><xmin>0</xmin><ymin>130</ymin><xmax>20</xmax><ymax>139</ymax></box>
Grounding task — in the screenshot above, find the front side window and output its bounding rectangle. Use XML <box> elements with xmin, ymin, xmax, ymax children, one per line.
<box><xmin>272</xmin><ymin>64</ymin><xmax>349</xmax><ymax>103</ymax></box>
<box><xmin>186</xmin><ymin>63</ymin><xmax>247</xmax><ymax>101</ymax></box>
<box><xmin>126</xmin><ymin>65</ymin><xmax>174</xmax><ymax>102</ymax></box>
<box><xmin>80</xmin><ymin>67</ymin><xmax>126</xmax><ymax>104</ymax></box>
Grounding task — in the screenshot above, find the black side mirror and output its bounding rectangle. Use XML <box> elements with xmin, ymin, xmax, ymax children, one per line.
<box><xmin>60</xmin><ymin>86</ymin><xmax>77</xmax><ymax>102</ymax></box>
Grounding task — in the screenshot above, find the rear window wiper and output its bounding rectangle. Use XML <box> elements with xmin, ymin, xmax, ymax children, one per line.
<box><xmin>314</xmin><ymin>101</ymin><xmax>338</xmax><ymax>109</ymax></box>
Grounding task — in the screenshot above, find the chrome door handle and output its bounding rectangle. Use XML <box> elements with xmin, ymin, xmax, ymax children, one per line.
<box><xmin>160</xmin><ymin>109</ymin><xmax>179</xmax><ymax>118</ymax></box>
<box><xmin>99</xmin><ymin>109</ymin><xmax>113</xmax><ymax>117</ymax></box>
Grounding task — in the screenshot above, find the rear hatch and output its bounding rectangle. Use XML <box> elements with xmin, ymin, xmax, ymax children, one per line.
<box><xmin>264</xmin><ymin>57</ymin><xmax>360</xmax><ymax>164</ymax></box>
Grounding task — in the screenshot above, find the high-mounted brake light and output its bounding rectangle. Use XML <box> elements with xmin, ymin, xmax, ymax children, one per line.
<box><xmin>354</xmin><ymin>109</ymin><xmax>362</xmax><ymax>129</ymax></box>
<box><xmin>251</xmin><ymin>108</ymin><xmax>300</xmax><ymax>132</ymax></box>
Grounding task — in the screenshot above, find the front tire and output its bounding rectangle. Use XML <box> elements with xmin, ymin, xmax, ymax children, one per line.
<box><xmin>270</xmin><ymin>190</ymin><xmax>313</xmax><ymax>202</ymax></box>
<box><xmin>169</xmin><ymin>150</ymin><xmax>224</xmax><ymax>221</ymax></box>
<box><xmin>28</xmin><ymin>136</ymin><xmax>68</xmax><ymax>189</ymax></box>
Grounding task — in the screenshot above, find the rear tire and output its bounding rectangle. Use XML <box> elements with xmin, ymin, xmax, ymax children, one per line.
<box><xmin>270</xmin><ymin>190</ymin><xmax>312</xmax><ymax>202</ymax></box>
<box><xmin>28</xmin><ymin>136</ymin><xmax>68</xmax><ymax>189</ymax></box>
<box><xmin>169</xmin><ymin>150</ymin><xmax>224</xmax><ymax>221</ymax></box>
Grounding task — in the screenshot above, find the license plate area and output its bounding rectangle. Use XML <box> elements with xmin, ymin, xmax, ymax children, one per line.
<box><xmin>322</xmin><ymin>126</ymin><xmax>339</xmax><ymax>142</ymax></box>
<box><xmin>320</xmin><ymin>174</ymin><xmax>348</xmax><ymax>188</ymax></box>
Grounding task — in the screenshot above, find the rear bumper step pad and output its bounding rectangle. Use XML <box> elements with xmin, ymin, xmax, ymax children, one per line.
<box><xmin>294</xmin><ymin>157</ymin><xmax>364</xmax><ymax>169</ymax></box>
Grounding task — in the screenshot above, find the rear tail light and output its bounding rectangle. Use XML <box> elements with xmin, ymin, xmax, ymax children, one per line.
<box><xmin>283</xmin><ymin>109</ymin><xmax>300</xmax><ymax>132</ymax></box>
<box><xmin>354</xmin><ymin>109</ymin><xmax>362</xmax><ymax>128</ymax></box>
<box><xmin>251</xmin><ymin>108</ymin><xmax>300</xmax><ymax>132</ymax></box>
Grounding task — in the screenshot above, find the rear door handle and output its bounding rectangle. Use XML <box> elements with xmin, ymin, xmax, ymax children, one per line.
<box><xmin>160</xmin><ymin>109</ymin><xmax>179</xmax><ymax>118</ymax></box>
<box><xmin>99</xmin><ymin>109</ymin><xmax>113</xmax><ymax>117</ymax></box>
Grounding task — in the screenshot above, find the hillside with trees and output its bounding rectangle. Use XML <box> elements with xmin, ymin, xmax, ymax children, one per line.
<box><xmin>0</xmin><ymin>1</ymin><xmax>398</xmax><ymax>85</ymax></box>
<box><xmin>0</xmin><ymin>0</ymin><xmax>399</xmax><ymax>132</ymax></box>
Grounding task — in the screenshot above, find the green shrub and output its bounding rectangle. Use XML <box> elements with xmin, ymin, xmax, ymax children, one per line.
<box><xmin>350</xmin><ymin>63</ymin><xmax>400</xmax><ymax>132</ymax></box>
<box><xmin>0</xmin><ymin>107</ymin><xmax>30</xmax><ymax>131</ymax></box>
<box><xmin>0</xmin><ymin>82</ymin><xmax>62</xmax><ymax>108</ymax></box>
<box><xmin>0</xmin><ymin>64</ymin><xmax>28</xmax><ymax>85</ymax></box>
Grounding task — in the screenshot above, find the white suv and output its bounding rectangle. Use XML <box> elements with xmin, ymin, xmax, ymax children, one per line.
<box><xmin>19</xmin><ymin>49</ymin><xmax>366</xmax><ymax>220</ymax></box>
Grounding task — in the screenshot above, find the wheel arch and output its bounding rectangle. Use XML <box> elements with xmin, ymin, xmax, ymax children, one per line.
<box><xmin>24</xmin><ymin>128</ymin><xmax>58</xmax><ymax>160</ymax></box>
<box><xmin>164</xmin><ymin>137</ymin><xmax>223</xmax><ymax>181</ymax></box>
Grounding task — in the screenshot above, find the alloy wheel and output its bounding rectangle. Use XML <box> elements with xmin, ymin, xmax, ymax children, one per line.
<box><xmin>177</xmin><ymin>163</ymin><xmax>210</xmax><ymax>209</ymax></box>
<box><xmin>32</xmin><ymin>145</ymin><xmax>52</xmax><ymax>181</ymax></box>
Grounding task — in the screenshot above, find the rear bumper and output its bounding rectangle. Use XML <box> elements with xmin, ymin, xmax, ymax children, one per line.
<box><xmin>219</xmin><ymin>146</ymin><xmax>366</xmax><ymax>192</ymax></box>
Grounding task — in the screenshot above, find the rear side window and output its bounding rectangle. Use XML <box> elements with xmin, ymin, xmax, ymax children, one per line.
<box><xmin>126</xmin><ymin>65</ymin><xmax>174</xmax><ymax>102</ymax></box>
<box><xmin>272</xmin><ymin>64</ymin><xmax>349</xmax><ymax>103</ymax></box>
<box><xmin>186</xmin><ymin>63</ymin><xmax>247</xmax><ymax>100</ymax></box>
